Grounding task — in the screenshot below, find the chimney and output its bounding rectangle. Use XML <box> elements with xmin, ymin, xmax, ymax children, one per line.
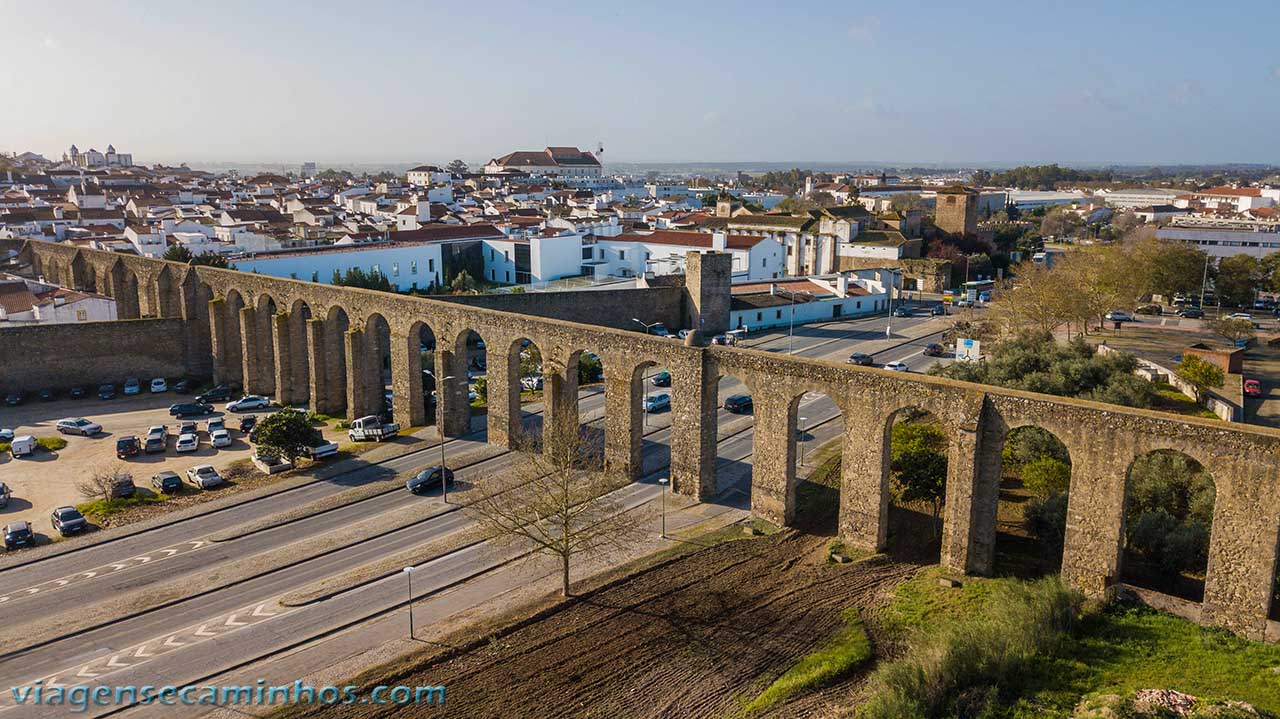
<box><xmin>836</xmin><ymin>274</ymin><xmax>849</xmax><ymax>297</ymax></box>
<box><xmin>770</xmin><ymin>283</ymin><xmax>778</xmax><ymax>296</ymax></box>
<box><xmin>711</xmin><ymin>231</ymin><xmax>727</xmax><ymax>251</ymax></box>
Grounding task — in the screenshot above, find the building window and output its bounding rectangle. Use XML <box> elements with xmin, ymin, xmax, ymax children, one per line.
<box><xmin>506</xmin><ymin>271</ymin><xmax>511</xmax><ymax>282</ymax></box>
<box><xmin>410</xmin><ymin>260</ymin><xmax>417</xmax><ymax>275</ymax></box>
<box><xmin>311</xmin><ymin>271</ymin><xmax>319</xmax><ymax>282</ymax></box>
<box><xmin>756</xmin><ymin>312</ymin><xmax>762</xmax><ymax>322</ymax></box>
<box><xmin>619</xmin><ymin>250</ymin><xmax>626</xmax><ymax>260</ymax></box>
<box><xmin>776</xmin><ymin>310</ymin><xmax>782</xmax><ymax>319</ymax></box>
<box><xmin>76</xmin><ymin>309</ymin><xmax>87</xmax><ymax>321</ymax></box>
<box><xmin>392</xmin><ymin>262</ymin><xmax>399</xmax><ymax>276</ymax></box>
<box><xmin>428</xmin><ymin>259</ymin><xmax>434</xmax><ymax>272</ymax></box>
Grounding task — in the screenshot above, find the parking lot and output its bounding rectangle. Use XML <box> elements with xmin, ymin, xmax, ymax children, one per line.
<box><xmin>0</xmin><ymin>389</ymin><xmax>345</xmax><ymax>540</ymax></box>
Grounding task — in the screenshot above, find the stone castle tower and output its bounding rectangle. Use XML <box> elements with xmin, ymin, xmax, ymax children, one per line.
<box><xmin>934</xmin><ymin>185</ymin><xmax>978</xmax><ymax>237</ymax></box>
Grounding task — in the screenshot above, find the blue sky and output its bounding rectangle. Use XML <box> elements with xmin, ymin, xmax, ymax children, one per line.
<box><xmin>2</xmin><ymin>1</ymin><xmax>1277</xmax><ymax>166</ymax></box>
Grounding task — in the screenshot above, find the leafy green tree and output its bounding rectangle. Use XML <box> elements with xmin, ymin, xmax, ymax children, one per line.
<box><xmin>255</xmin><ymin>408</ymin><xmax>321</xmax><ymax>462</ymax></box>
<box><xmin>1024</xmin><ymin>493</ymin><xmax>1068</xmax><ymax>553</ymax></box>
<box><xmin>1175</xmin><ymin>355</ymin><xmax>1224</xmax><ymax>403</ymax></box>
<box><xmin>1002</xmin><ymin>426</ymin><xmax>1070</xmax><ymax>470</ymax></box>
<box><xmin>890</xmin><ymin>421</ymin><xmax>948</xmax><ymax>535</ymax></box>
<box><xmin>1215</xmin><ymin>254</ymin><xmax>1263</xmax><ymax>307</ymax></box>
<box><xmin>1125</xmin><ymin>451</ymin><xmax>1215</xmax><ymax>575</ymax></box>
<box><xmin>449</xmin><ymin>270</ymin><xmax>477</xmax><ymax>294</ymax></box>
<box><xmin>445</xmin><ymin>159</ymin><xmax>468</xmax><ymax>175</ymax></box>
<box><xmin>1208</xmin><ymin>317</ymin><xmax>1255</xmax><ymax>346</ymax></box>
<box><xmin>472</xmin><ymin>376</ymin><xmax>487</xmax><ymax>404</ymax></box>
<box><xmin>1021</xmin><ymin>457</ymin><xmax>1071</xmax><ymax>498</ymax></box>
<box><xmin>191</xmin><ymin>253</ymin><xmax>231</xmax><ymax>269</ymax></box>
<box><xmin>163</xmin><ymin>245</ymin><xmax>194</xmax><ymax>263</ymax></box>
<box><xmin>578</xmin><ymin>353</ymin><xmax>602</xmax><ymax>384</ymax></box>
<box><xmin>889</xmin><ymin>193</ymin><xmax>927</xmax><ymax>212</ymax></box>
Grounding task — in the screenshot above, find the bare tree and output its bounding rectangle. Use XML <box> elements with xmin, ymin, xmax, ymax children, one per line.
<box><xmin>76</xmin><ymin>465</ymin><xmax>126</xmax><ymax>502</ymax></box>
<box><xmin>463</xmin><ymin>424</ymin><xmax>650</xmax><ymax>596</ymax></box>
<box><xmin>1208</xmin><ymin>317</ymin><xmax>1256</xmax><ymax>345</ymax></box>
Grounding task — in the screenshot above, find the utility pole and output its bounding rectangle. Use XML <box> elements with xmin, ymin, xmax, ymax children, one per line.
<box><xmin>402</xmin><ymin>566</ymin><xmax>415</xmax><ymax>640</ymax></box>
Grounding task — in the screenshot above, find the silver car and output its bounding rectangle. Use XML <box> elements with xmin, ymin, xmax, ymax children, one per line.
<box><xmin>56</xmin><ymin>417</ymin><xmax>102</xmax><ymax>436</ymax></box>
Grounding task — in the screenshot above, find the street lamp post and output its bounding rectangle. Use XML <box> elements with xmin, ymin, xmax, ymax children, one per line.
<box><xmin>787</xmin><ymin>290</ymin><xmax>811</xmax><ymax>354</ymax></box>
<box><xmin>657</xmin><ymin>477</ymin><xmax>669</xmax><ymax>538</ymax></box>
<box><xmin>632</xmin><ymin>318</ymin><xmax>658</xmax><ymax>335</ymax></box>
<box><xmin>424</xmin><ymin>370</ymin><xmax>455</xmax><ymax>503</ymax></box>
<box><xmin>798</xmin><ymin>415</ymin><xmax>809</xmax><ymax>467</ymax></box>
<box><xmin>885</xmin><ymin>270</ymin><xmax>898</xmax><ymax>338</ymax></box>
<box><xmin>402</xmin><ymin>566</ymin><xmax>415</xmax><ymax>639</ymax></box>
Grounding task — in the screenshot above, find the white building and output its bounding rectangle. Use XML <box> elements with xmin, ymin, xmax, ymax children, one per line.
<box><xmin>728</xmin><ymin>270</ymin><xmax>895</xmax><ymax>332</ymax></box>
<box><xmin>482</xmin><ymin>232</ymin><xmax>585</xmax><ymax>285</ymax></box>
<box><xmin>483</xmin><ymin>147</ymin><xmax>602</xmax><ymax>178</ymax></box>
<box><xmin>407</xmin><ymin>165</ymin><xmax>452</xmax><ymax>186</ymax></box>
<box><xmin>1098</xmin><ymin>188</ymin><xmax>1183</xmax><ymax>209</ymax></box>
<box><xmin>586</xmin><ymin>230</ymin><xmax>783</xmax><ymax>281</ymax></box>
<box><xmin>1156</xmin><ymin>217</ymin><xmax>1280</xmax><ymax>260</ymax></box>
<box><xmin>0</xmin><ymin>276</ymin><xmax>118</xmax><ymax>325</ymax></box>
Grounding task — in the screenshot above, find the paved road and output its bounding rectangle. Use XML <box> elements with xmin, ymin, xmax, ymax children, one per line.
<box><xmin>0</xmin><ymin>308</ymin><xmax>955</xmax><ymax>714</ymax></box>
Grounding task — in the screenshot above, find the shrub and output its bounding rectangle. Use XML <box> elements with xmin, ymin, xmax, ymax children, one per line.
<box><xmin>1025</xmin><ymin>492</ymin><xmax>1069</xmax><ymax>552</ymax></box>
<box><xmin>37</xmin><ymin>436</ymin><xmax>68</xmax><ymax>452</ymax></box>
<box><xmin>1001</xmin><ymin>426</ymin><xmax>1070</xmax><ymax>471</ymax></box>
<box><xmin>1125</xmin><ymin>451</ymin><xmax>1215</xmax><ymax>574</ymax></box>
<box><xmin>862</xmin><ymin>577</ymin><xmax>1083</xmax><ymax>719</ymax></box>
<box><xmin>0</xmin><ymin>441</ymin><xmax>9</xmax><ymax>454</ymax></box>
<box><xmin>1022</xmin><ymin>457</ymin><xmax>1071</xmax><ymax>497</ymax></box>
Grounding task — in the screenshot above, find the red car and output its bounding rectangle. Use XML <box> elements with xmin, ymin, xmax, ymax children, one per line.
<box><xmin>1244</xmin><ymin>379</ymin><xmax>1262</xmax><ymax>397</ymax></box>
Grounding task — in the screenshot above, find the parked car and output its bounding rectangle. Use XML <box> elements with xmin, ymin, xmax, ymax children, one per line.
<box><xmin>227</xmin><ymin>395</ymin><xmax>270</xmax><ymax>412</ymax></box>
<box><xmin>186</xmin><ymin>464</ymin><xmax>223</xmax><ymax>489</ymax></box>
<box><xmin>172</xmin><ymin>378</ymin><xmax>193</xmax><ymax>394</ymax></box>
<box><xmin>151</xmin><ymin>471</ymin><xmax>184</xmax><ymax>494</ymax></box>
<box><xmin>304</xmin><ymin>438</ymin><xmax>340</xmax><ymax>460</ymax></box>
<box><xmin>50</xmin><ymin>507</ymin><xmax>88</xmax><ymax>536</ymax></box>
<box><xmin>175</xmin><ymin>432</ymin><xmax>199</xmax><ymax>452</ymax></box>
<box><xmin>651</xmin><ymin>370</ymin><xmax>672</xmax><ymax>387</ymax></box>
<box><xmin>37</xmin><ymin>388</ymin><xmax>55</xmax><ymax>401</ymax></box>
<box><xmin>4</xmin><ymin>521</ymin><xmax>34</xmax><ymax>551</ymax></box>
<box><xmin>883</xmin><ymin>360</ymin><xmax>911</xmax><ymax>372</ymax></box>
<box><xmin>150</xmin><ymin>378</ymin><xmax>168</xmax><ymax>393</ymax></box>
<box><xmin>178</xmin><ymin>421</ymin><xmax>197</xmax><ymax>435</ymax></box>
<box><xmin>677</xmin><ymin>329</ymin><xmax>693</xmax><ymax>340</ymax></box>
<box><xmin>930</xmin><ymin>305</ymin><xmax>946</xmax><ymax>316</ymax></box>
<box><xmin>5</xmin><ymin>392</ymin><xmax>24</xmax><ymax>406</ymax></box>
<box><xmin>406</xmin><ymin>466</ymin><xmax>455</xmax><ymax>494</ymax></box>
<box><xmin>209</xmin><ymin>428</ymin><xmax>232</xmax><ymax>448</ymax></box>
<box><xmin>643</xmin><ymin>393</ymin><xmax>671</xmax><ymax>413</ymax></box>
<box><xmin>1245</xmin><ymin>379</ymin><xmax>1263</xmax><ymax>397</ymax></box>
<box><xmin>238</xmin><ymin>415</ymin><xmax>259</xmax><ymax>434</ymax></box>
<box><xmin>1177</xmin><ymin>307</ymin><xmax>1204</xmax><ymax>319</ymax></box>
<box><xmin>145</xmin><ymin>424</ymin><xmax>167</xmax><ymax>441</ymax></box>
<box><xmin>1136</xmin><ymin>304</ymin><xmax>1163</xmax><ymax>316</ymax></box>
<box><xmin>123</xmin><ymin>377</ymin><xmax>141</xmax><ymax>396</ymax></box>
<box><xmin>892</xmin><ymin>306</ymin><xmax>912</xmax><ymax>317</ymax></box>
<box><xmin>68</xmin><ymin>386</ymin><xmax>88</xmax><ymax>399</ymax></box>
<box><xmin>196</xmin><ymin>384</ymin><xmax>232</xmax><ymax>403</ymax></box>
<box><xmin>1226</xmin><ymin>312</ymin><xmax>1254</xmax><ymax>322</ymax></box>
<box><xmin>0</xmin><ymin>428</ymin><xmax>12</xmax><ymax>443</ymax></box>
<box><xmin>923</xmin><ymin>343</ymin><xmax>947</xmax><ymax>357</ymax></box>
<box><xmin>1104</xmin><ymin>311</ymin><xmax>1134</xmax><ymax>322</ymax></box>
<box><xmin>847</xmin><ymin>352</ymin><xmax>874</xmax><ymax>366</ymax></box>
<box><xmin>723</xmin><ymin>394</ymin><xmax>753</xmax><ymax>414</ymax></box>
<box><xmin>207</xmin><ymin>418</ymin><xmax>226</xmax><ymax>433</ymax></box>
<box><xmin>97</xmin><ymin>384</ymin><xmax>116</xmax><ymax>400</ymax></box>
<box><xmin>0</xmin><ymin>482</ymin><xmax>9</xmax><ymax>509</ymax></box>
<box><xmin>56</xmin><ymin>417</ymin><xmax>102</xmax><ymax>436</ymax></box>
<box><xmin>348</xmin><ymin>415</ymin><xmax>400</xmax><ymax>442</ymax></box>
<box><xmin>115</xmin><ymin>436</ymin><xmax>141</xmax><ymax>459</ymax></box>
<box><xmin>168</xmin><ymin>402</ymin><xmax>213</xmax><ymax>418</ymax></box>
<box><xmin>647</xmin><ymin>323</ymin><xmax>671</xmax><ymax>337</ymax></box>
<box><xmin>144</xmin><ymin>434</ymin><xmax>167</xmax><ymax>454</ymax></box>
<box><xmin>711</xmin><ymin>334</ymin><xmax>728</xmax><ymax>345</ymax></box>
<box><xmin>110</xmin><ymin>475</ymin><xmax>136</xmax><ymax>499</ymax></box>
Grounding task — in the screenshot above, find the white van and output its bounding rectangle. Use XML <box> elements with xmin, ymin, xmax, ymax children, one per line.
<box><xmin>10</xmin><ymin>435</ymin><xmax>37</xmax><ymax>457</ymax></box>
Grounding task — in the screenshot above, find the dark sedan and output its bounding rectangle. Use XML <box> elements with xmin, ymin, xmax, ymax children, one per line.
<box><xmin>51</xmin><ymin>507</ymin><xmax>88</xmax><ymax>536</ymax></box>
<box><xmin>406</xmin><ymin>467</ymin><xmax>455</xmax><ymax>494</ymax></box>
<box><xmin>723</xmin><ymin>394</ymin><xmax>753</xmax><ymax>414</ymax></box>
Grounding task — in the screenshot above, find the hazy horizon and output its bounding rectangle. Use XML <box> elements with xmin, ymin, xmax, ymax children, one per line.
<box><xmin>3</xmin><ymin>0</ymin><xmax>1278</xmax><ymax>167</ymax></box>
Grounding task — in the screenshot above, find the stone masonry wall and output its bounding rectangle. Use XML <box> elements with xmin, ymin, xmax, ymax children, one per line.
<box><xmin>435</xmin><ymin>286</ymin><xmax>686</xmax><ymax>332</ymax></box>
<box><xmin>0</xmin><ymin>318</ymin><xmax>194</xmax><ymax>393</ymax></box>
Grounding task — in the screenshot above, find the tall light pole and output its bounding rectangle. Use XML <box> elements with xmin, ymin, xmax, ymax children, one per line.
<box><xmin>1199</xmin><ymin>254</ymin><xmax>1211</xmax><ymax>310</ymax></box>
<box><xmin>632</xmin><ymin>318</ymin><xmax>658</xmax><ymax>335</ymax></box>
<box><xmin>401</xmin><ymin>566</ymin><xmax>415</xmax><ymax>640</ymax></box>
<box><xmin>885</xmin><ymin>270</ymin><xmax>898</xmax><ymax>338</ymax></box>
<box><xmin>798</xmin><ymin>415</ymin><xmax>809</xmax><ymax>467</ymax></box>
<box><xmin>657</xmin><ymin>477</ymin><xmax>669</xmax><ymax>538</ymax></box>
<box><xmin>788</xmin><ymin>289</ymin><xmax>811</xmax><ymax>354</ymax></box>
<box><xmin>424</xmin><ymin>370</ymin><xmax>455</xmax><ymax>503</ymax></box>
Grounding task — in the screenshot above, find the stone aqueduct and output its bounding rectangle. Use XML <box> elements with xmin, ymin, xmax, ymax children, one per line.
<box><xmin>7</xmin><ymin>238</ymin><xmax>1280</xmax><ymax>640</ymax></box>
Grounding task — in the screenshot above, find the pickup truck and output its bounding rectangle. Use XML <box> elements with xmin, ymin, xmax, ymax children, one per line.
<box><xmin>305</xmin><ymin>439</ymin><xmax>340</xmax><ymax>459</ymax></box>
<box><xmin>347</xmin><ymin>416</ymin><xmax>400</xmax><ymax>442</ymax></box>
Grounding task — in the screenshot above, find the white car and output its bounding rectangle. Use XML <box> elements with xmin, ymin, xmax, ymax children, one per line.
<box><xmin>209</xmin><ymin>428</ymin><xmax>232</xmax><ymax>448</ymax></box>
<box><xmin>56</xmin><ymin>417</ymin><xmax>103</xmax><ymax>436</ymax></box>
<box><xmin>186</xmin><ymin>464</ymin><xmax>223</xmax><ymax>489</ymax></box>
<box><xmin>883</xmin><ymin>361</ymin><xmax>911</xmax><ymax>372</ymax></box>
<box><xmin>0</xmin><ymin>429</ymin><xmax>13</xmax><ymax>443</ymax></box>
<box><xmin>227</xmin><ymin>395</ymin><xmax>270</xmax><ymax>412</ymax></box>
<box><xmin>150</xmin><ymin>378</ymin><xmax>168</xmax><ymax>393</ymax></box>
<box><xmin>175</xmin><ymin>432</ymin><xmax>199</xmax><ymax>452</ymax></box>
<box><xmin>1226</xmin><ymin>313</ymin><xmax>1254</xmax><ymax>322</ymax></box>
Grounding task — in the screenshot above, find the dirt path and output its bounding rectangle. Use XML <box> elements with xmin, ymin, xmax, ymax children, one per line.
<box><xmin>281</xmin><ymin>531</ymin><xmax>920</xmax><ymax>719</ymax></box>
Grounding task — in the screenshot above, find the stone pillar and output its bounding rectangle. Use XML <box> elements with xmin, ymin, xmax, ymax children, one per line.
<box><xmin>344</xmin><ymin>328</ymin><xmax>378</xmax><ymax>419</ymax></box>
<box><xmin>1060</xmin><ymin>444</ymin><xmax>1130</xmax><ymax>600</ymax></box>
<box><xmin>839</xmin><ymin>407</ymin><xmax>889</xmax><ymax>552</ymax></box>
<box><xmin>1200</xmin><ymin>460</ymin><xmax>1279</xmax><ymax>641</ymax></box>
<box><xmin>940</xmin><ymin>422</ymin><xmax>983</xmax><ymax>575</ymax></box>
<box><xmin>239</xmin><ymin>306</ymin><xmax>261</xmax><ymax>395</ymax></box>
<box><xmin>289</xmin><ymin>313</ymin><xmax>310</xmax><ymax>408</ymax></box>
<box><xmin>751</xmin><ymin>392</ymin><xmax>797</xmax><ymax>527</ymax></box>
<box><xmin>604</xmin><ymin>365</ymin><xmax>643</xmax><ymax>480</ymax></box>
<box><xmin>208</xmin><ymin>298</ymin><xmax>229</xmax><ymax>384</ymax></box>
<box><xmin>324</xmin><ymin>315</ymin><xmax>348</xmax><ymax>416</ymax></box>
<box><xmin>437</xmin><ymin>345</ymin><xmax>472</xmax><ymax>437</ymax></box>
<box><xmin>543</xmin><ymin>362</ymin><xmax>580</xmax><ymax>450</ymax></box>
<box><xmin>487</xmin><ymin>337</ymin><xmax>519</xmax><ymax>449</ymax></box>
<box><xmin>669</xmin><ymin>355</ymin><xmax>716</xmax><ymax>499</ymax></box>
<box><xmin>255</xmin><ymin>308</ymin><xmax>277</xmax><ymax>397</ymax></box>
<box><xmin>272</xmin><ymin>313</ymin><xmax>295</xmax><ymax>405</ymax></box>
<box><xmin>391</xmin><ymin>329</ymin><xmax>426</xmax><ymax>429</ymax></box>
<box><xmin>306</xmin><ymin>318</ymin><xmax>335</xmax><ymax>414</ymax></box>
<box><xmin>683</xmin><ymin>251</ymin><xmax>731</xmax><ymax>335</ymax></box>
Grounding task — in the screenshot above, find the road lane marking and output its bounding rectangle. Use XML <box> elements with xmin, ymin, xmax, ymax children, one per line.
<box><xmin>0</xmin><ymin>540</ymin><xmax>209</xmax><ymax>604</ymax></box>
